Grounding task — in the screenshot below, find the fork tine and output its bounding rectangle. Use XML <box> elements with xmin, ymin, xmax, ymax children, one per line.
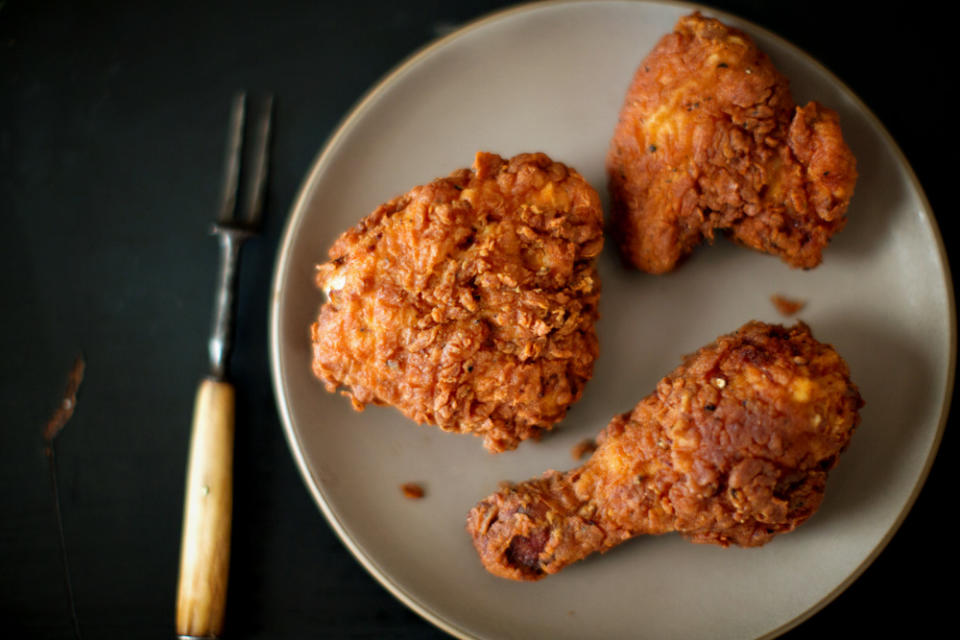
<box><xmin>240</xmin><ymin>94</ymin><xmax>273</xmax><ymax>228</ymax></box>
<box><xmin>218</xmin><ymin>92</ymin><xmax>247</xmax><ymax>224</ymax></box>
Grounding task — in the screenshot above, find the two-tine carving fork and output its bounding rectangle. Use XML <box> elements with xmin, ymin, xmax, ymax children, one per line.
<box><xmin>176</xmin><ymin>93</ymin><xmax>273</xmax><ymax>639</ymax></box>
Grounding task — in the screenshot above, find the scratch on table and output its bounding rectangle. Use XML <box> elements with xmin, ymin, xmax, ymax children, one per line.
<box><xmin>44</xmin><ymin>354</ymin><xmax>85</xmax><ymax>639</ymax></box>
<box><xmin>43</xmin><ymin>355</ymin><xmax>85</xmax><ymax>450</ymax></box>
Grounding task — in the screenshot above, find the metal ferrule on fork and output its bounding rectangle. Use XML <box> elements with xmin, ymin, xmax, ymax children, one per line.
<box><xmin>208</xmin><ymin>225</ymin><xmax>252</xmax><ymax>381</ymax></box>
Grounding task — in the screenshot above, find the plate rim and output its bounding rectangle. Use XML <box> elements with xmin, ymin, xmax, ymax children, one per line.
<box><xmin>268</xmin><ymin>1</ymin><xmax>957</xmax><ymax>638</ymax></box>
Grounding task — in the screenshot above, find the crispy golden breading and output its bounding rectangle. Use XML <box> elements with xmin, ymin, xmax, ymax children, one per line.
<box><xmin>467</xmin><ymin>321</ymin><xmax>863</xmax><ymax>580</ymax></box>
<box><xmin>607</xmin><ymin>13</ymin><xmax>858</xmax><ymax>273</ymax></box>
<box><xmin>311</xmin><ymin>152</ymin><xmax>604</xmax><ymax>453</ymax></box>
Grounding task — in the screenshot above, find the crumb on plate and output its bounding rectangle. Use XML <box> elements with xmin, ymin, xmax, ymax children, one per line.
<box><xmin>771</xmin><ymin>294</ymin><xmax>806</xmax><ymax>316</ymax></box>
<box><xmin>401</xmin><ymin>482</ymin><xmax>425</xmax><ymax>499</ymax></box>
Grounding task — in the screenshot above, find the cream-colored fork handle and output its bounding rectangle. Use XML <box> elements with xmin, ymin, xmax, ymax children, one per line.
<box><xmin>176</xmin><ymin>378</ymin><xmax>234</xmax><ymax>638</ymax></box>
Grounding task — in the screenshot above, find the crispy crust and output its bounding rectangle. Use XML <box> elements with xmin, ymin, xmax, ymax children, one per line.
<box><xmin>467</xmin><ymin>321</ymin><xmax>863</xmax><ymax>580</ymax></box>
<box><xmin>311</xmin><ymin>152</ymin><xmax>604</xmax><ymax>452</ymax></box>
<box><xmin>607</xmin><ymin>12</ymin><xmax>857</xmax><ymax>273</ymax></box>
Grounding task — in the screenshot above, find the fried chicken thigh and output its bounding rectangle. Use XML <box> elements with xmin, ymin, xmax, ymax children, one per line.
<box><xmin>607</xmin><ymin>13</ymin><xmax>857</xmax><ymax>273</ymax></box>
<box><xmin>311</xmin><ymin>152</ymin><xmax>604</xmax><ymax>453</ymax></box>
<box><xmin>467</xmin><ymin>321</ymin><xmax>863</xmax><ymax>580</ymax></box>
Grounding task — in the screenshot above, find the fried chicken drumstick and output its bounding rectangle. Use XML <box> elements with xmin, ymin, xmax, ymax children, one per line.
<box><xmin>312</xmin><ymin>152</ymin><xmax>604</xmax><ymax>453</ymax></box>
<box><xmin>467</xmin><ymin>321</ymin><xmax>863</xmax><ymax>580</ymax></box>
<box><xmin>607</xmin><ymin>13</ymin><xmax>857</xmax><ymax>273</ymax></box>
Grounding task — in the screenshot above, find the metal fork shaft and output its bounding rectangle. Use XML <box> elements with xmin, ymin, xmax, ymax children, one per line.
<box><xmin>208</xmin><ymin>226</ymin><xmax>251</xmax><ymax>380</ymax></box>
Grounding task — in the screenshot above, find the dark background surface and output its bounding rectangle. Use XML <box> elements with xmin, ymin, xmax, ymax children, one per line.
<box><xmin>1</xmin><ymin>0</ymin><xmax>954</xmax><ymax>637</ymax></box>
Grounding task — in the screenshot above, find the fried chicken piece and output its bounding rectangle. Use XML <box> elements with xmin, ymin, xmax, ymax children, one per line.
<box><xmin>607</xmin><ymin>13</ymin><xmax>857</xmax><ymax>274</ymax></box>
<box><xmin>467</xmin><ymin>321</ymin><xmax>863</xmax><ymax>580</ymax></box>
<box><xmin>311</xmin><ymin>152</ymin><xmax>604</xmax><ymax>453</ymax></box>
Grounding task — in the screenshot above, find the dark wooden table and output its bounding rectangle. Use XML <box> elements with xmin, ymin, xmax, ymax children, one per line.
<box><xmin>2</xmin><ymin>1</ymin><xmax>954</xmax><ymax>637</ymax></box>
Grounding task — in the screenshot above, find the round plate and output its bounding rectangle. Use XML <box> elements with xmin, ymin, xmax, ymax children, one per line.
<box><xmin>270</xmin><ymin>2</ymin><xmax>954</xmax><ymax>638</ymax></box>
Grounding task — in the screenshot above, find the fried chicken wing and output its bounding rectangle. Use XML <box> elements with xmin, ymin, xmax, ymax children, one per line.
<box><xmin>467</xmin><ymin>321</ymin><xmax>863</xmax><ymax>580</ymax></box>
<box><xmin>311</xmin><ymin>152</ymin><xmax>604</xmax><ymax>453</ymax></box>
<box><xmin>607</xmin><ymin>13</ymin><xmax>857</xmax><ymax>274</ymax></box>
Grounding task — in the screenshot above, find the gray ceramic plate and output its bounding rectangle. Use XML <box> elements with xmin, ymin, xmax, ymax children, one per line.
<box><xmin>270</xmin><ymin>1</ymin><xmax>955</xmax><ymax>638</ymax></box>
